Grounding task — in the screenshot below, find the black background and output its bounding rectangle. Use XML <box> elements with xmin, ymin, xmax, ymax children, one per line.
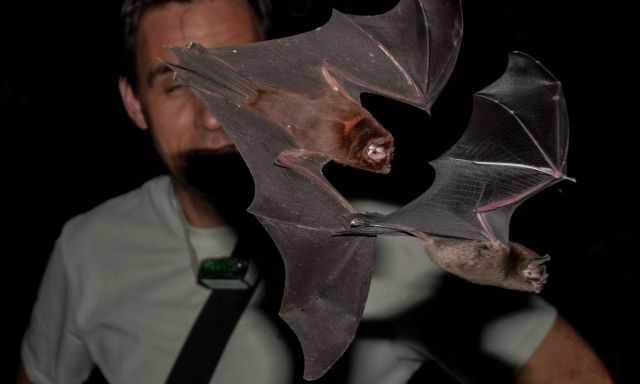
<box><xmin>3</xmin><ymin>0</ymin><xmax>635</xmax><ymax>382</ymax></box>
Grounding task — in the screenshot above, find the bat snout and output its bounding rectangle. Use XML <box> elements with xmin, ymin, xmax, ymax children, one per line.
<box><xmin>346</xmin><ymin>117</ymin><xmax>394</xmax><ymax>174</ymax></box>
<box><xmin>366</xmin><ymin>142</ymin><xmax>389</xmax><ymax>161</ymax></box>
<box><xmin>363</xmin><ymin>138</ymin><xmax>394</xmax><ymax>173</ymax></box>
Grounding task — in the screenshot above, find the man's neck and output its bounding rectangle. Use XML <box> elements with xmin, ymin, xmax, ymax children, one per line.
<box><xmin>173</xmin><ymin>179</ymin><xmax>227</xmax><ymax>228</ymax></box>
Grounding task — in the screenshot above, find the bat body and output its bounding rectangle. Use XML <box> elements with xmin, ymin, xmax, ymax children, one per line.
<box><xmin>175</xmin><ymin>43</ymin><xmax>393</xmax><ymax>173</ymax></box>
<box><xmin>169</xmin><ymin>0</ymin><xmax>571</xmax><ymax>380</ymax></box>
<box><xmin>250</xmin><ymin>86</ymin><xmax>395</xmax><ymax>173</ymax></box>
<box><xmin>176</xmin><ymin>42</ymin><xmax>396</xmax><ymax>173</ymax></box>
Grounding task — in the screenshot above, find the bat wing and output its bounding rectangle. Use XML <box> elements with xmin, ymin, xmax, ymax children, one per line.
<box><xmin>378</xmin><ymin>52</ymin><xmax>571</xmax><ymax>244</ymax></box>
<box><xmin>174</xmin><ymin>0</ymin><xmax>462</xmax><ymax>111</ymax></box>
<box><xmin>260</xmin><ymin>151</ymin><xmax>376</xmax><ymax>381</ymax></box>
<box><xmin>348</xmin><ymin>0</ymin><xmax>463</xmax><ymax>111</ymax></box>
<box><xmin>170</xmin><ymin>64</ymin><xmax>376</xmax><ymax>380</ymax></box>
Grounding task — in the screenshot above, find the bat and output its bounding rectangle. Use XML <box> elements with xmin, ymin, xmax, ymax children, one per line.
<box><xmin>167</xmin><ymin>0</ymin><xmax>571</xmax><ymax>380</ymax></box>
<box><xmin>348</xmin><ymin>51</ymin><xmax>573</xmax><ymax>293</ymax></box>
<box><xmin>168</xmin><ymin>0</ymin><xmax>462</xmax><ymax>174</ymax></box>
<box><xmin>167</xmin><ymin>1</ymin><xmax>462</xmax><ymax>379</ymax></box>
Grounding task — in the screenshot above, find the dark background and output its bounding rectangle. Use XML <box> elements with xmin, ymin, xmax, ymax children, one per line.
<box><xmin>3</xmin><ymin>0</ymin><xmax>635</xmax><ymax>382</ymax></box>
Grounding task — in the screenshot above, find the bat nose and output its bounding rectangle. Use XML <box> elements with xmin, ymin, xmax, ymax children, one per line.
<box><xmin>366</xmin><ymin>143</ymin><xmax>388</xmax><ymax>161</ymax></box>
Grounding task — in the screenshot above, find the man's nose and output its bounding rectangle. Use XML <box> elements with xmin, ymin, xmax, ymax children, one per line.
<box><xmin>197</xmin><ymin>101</ymin><xmax>221</xmax><ymax>130</ymax></box>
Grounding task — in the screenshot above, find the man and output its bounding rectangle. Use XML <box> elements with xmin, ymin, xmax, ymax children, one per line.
<box><xmin>19</xmin><ymin>0</ymin><xmax>613</xmax><ymax>383</ymax></box>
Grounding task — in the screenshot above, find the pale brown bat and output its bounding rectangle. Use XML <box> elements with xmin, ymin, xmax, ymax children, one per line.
<box><xmin>169</xmin><ymin>42</ymin><xmax>395</xmax><ymax>174</ymax></box>
<box><xmin>429</xmin><ymin>240</ymin><xmax>549</xmax><ymax>293</ymax></box>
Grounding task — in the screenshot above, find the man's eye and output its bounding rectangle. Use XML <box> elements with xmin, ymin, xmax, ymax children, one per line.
<box><xmin>165</xmin><ymin>84</ymin><xmax>184</xmax><ymax>94</ymax></box>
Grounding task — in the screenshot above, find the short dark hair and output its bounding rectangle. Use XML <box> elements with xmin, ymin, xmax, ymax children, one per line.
<box><xmin>119</xmin><ymin>0</ymin><xmax>271</xmax><ymax>92</ymax></box>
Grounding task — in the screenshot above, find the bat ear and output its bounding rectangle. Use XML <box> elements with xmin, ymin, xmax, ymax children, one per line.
<box><xmin>118</xmin><ymin>77</ymin><xmax>149</xmax><ymax>130</ymax></box>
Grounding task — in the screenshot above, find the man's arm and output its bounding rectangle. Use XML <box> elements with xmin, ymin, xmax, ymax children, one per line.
<box><xmin>515</xmin><ymin>317</ymin><xmax>613</xmax><ymax>383</ymax></box>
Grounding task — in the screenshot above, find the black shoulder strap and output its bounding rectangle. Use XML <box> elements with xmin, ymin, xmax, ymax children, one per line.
<box><xmin>166</xmin><ymin>240</ymin><xmax>257</xmax><ymax>384</ymax></box>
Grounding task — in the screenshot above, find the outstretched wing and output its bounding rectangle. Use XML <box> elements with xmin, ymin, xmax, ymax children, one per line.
<box><xmin>378</xmin><ymin>52</ymin><xmax>571</xmax><ymax>244</ymax></box>
<box><xmin>348</xmin><ymin>0</ymin><xmax>463</xmax><ymax>111</ymax></box>
<box><xmin>266</xmin><ymin>150</ymin><xmax>376</xmax><ymax>381</ymax></box>
<box><xmin>169</xmin><ymin>64</ymin><xmax>376</xmax><ymax>380</ymax></box>
<box><xmin>175</xmin><ymin>0</ymin><xmax>462</xmax><ymax>111</ymax></box>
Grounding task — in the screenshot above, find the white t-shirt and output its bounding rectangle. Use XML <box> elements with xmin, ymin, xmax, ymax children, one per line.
<box><xmin>22</xmin><ymin>176</ymin><xmax>556</xmax><ymax>383</ymax></box>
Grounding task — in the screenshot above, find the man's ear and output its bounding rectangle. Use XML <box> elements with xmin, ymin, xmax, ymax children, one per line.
<box><xmin>119</xmin><ymin>77</ymin><xmax>149</xmax><ymax>130</ymax></box>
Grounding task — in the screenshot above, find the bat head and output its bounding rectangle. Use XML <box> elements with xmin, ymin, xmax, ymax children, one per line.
<box><xmin>345</xmin><ymin>116</ymin><xmax>394</xmax><ymax>174</ymax></box>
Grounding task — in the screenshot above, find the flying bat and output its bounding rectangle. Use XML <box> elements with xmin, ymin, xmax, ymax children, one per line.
<box><xmin>348</xmin><ymin>51</ymin><xmax>573</xmax><ymax>293</ymax></box>
<box><xmin>169</xmin><ymin>0</ymin><xmax>462</xmax><ymax>174</ymax></box>
<box><xmin>167</xmin><ymin>0</ymin><xmax>571</xmax><ymax>380</ymax></box>
<box><xmin>168</xmin><ymin>0</ymin><xmax>461</xmax><ymax>379</ymax></box>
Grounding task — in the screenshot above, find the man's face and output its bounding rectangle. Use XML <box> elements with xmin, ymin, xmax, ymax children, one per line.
<box><xmin>120</xmin><ymin>0</ymin><xmax>262</xmax><ymax>179</ymax></box>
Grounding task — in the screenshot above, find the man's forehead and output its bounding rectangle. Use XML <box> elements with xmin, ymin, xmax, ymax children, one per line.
<box><xmin>137</xmin><ymin>0</ymin><xmax>261</xmax><ymax>73</ymax></box>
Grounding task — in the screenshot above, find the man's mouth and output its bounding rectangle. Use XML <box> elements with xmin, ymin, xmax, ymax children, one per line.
<box><xmin>210</xmin><ymin>143</ymin><xmax>238</xmax><ymax>155</ymax></box>
<box><xmin>177</xmin><ymin>147</ymin><xmax>253</xmax><ymax>209</ymax></box>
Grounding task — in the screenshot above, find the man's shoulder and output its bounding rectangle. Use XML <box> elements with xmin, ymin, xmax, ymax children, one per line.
<box><xmin>59</xmin><ymin>176</ymin><xmax>178</xmax><ymax>257</ymax></box>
